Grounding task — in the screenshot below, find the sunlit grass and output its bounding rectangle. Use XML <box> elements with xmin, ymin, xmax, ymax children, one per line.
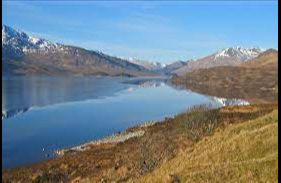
<box><xmin>3</xmin><ymin>104</ymin><xmax>277</xmax><ymax>182</ymax></box>
<box><xmin>138</xmin><ymin>110</ymin><xmax>278</xmax><ymax>183</ymax></box>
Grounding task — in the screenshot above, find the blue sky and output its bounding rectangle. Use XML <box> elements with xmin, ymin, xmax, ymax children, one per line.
<box><xmin>3</xmin><ymin>1</ymin><xmax>278</xmax><ymax>63</ymax></box>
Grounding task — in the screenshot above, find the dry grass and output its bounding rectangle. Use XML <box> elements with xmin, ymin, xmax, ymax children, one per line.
<box><xmin>137</xmin><ymin>110</ymin><xmax>278</xmax><ymax>183</ymax></box>
<box><xmin>2</xmin><ymin>104</ymin><xmax>277</xmax><ymax>182</ymax></box>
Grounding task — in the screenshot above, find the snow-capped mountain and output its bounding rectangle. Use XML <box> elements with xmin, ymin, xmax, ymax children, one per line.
<box><xmin>127</xmin><ymin>58</ymin><xmax>190</xmax><ymax>75</ymax></box>
<box><xmin>2</xmin><ymin>25</ymin><xmax>154</xmax><ymax>76</ymax></box>
<box><xmin>214</xmin><ymin>47</ymin><xmax>262</xmax><ymax>61</ymax></box>
<box><xmin>126</xmin><ymin>58</ymin><xmax>166</xmax><ymax>71</ymax></box>
<box><xmin>174</xmin><ymin>46</ymin><xmax>263</xmax><ymax>75</ymax></box>
<box><xmin>2</xmin><ymin>25</ymin><xmax>61</xmax><ymax>58</ymax></box>
<box><xmin>2</xmin><ymin>25</ymin><xmax>268</xmax><ymax>77</ymax></box>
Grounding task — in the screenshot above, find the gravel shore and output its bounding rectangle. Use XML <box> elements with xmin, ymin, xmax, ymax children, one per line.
<box><xmin>55</xmin><ymin>121</ymin><xmax>157</xmax><ymax>156</ymax></box>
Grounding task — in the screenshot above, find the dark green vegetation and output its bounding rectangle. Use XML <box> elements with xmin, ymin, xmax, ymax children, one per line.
<box><xmin>2</xmin><ymin>103</ymin><xmax>277</xmax><ymax>182</ymax></box>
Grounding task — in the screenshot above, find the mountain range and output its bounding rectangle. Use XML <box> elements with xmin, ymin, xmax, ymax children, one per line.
<box><xmin>2</xmin><ymin>25</ymin><xmax>155</xmax><ymax>76</ymax></box>
<box><xmin>174</xmin><ymin>47</ymin><xmax>264</xmax><ymax>76</ymax></box>
<box><xmin>125</xmin><ymin>58</ymin><xmax>166</xmax><ymax>71</ymax></box>
<box><xmin>172</xmin><ymin>48</ymin><xmax>278</xmax><ymax>102</ymax></box>
<box><xmin>2</xmin><ymin>25</ymin><xmax>275</xmax><ymax>77</ymax></box>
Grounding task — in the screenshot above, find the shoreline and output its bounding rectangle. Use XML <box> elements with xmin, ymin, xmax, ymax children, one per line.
<box><xmin>2</xmin><ymin>103</ymin><xmax>278</xmax><ymax>182</ymax></box>
<box><xmin>53</xmin><ymin>95</ymin><xmax>250</xmax><ymax>157</ymax></box>
<box><xmin>55</xmin><ymin>121</ymin><xmax>157</xmax><ymax>156</ymax></box>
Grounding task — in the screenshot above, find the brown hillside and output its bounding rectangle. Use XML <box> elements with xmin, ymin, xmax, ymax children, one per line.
<box><xmin>172</xmin><ymin>49</ymin><xmax>278</xmax><ymax>103</ymax></box>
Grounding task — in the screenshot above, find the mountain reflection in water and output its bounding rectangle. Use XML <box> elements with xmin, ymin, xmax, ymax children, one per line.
<box><xmin>2</xmin><ymin>76</ymin><xmax>249</xmax><ymax>169</ymax></box>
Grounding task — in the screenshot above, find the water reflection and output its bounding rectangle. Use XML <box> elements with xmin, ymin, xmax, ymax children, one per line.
<box><xmin>209</xmin><ymin>96</ymin><xmax>250</xmax><ymax>106</ymax></box>
<box><xmin>2</xmin><ymin>108</ymin><xmax>30</xmax><ymax>120</ymax></box>
<box><xmin>170</xmin><ymin>85</ymin><xmax>250</xmax><ymax>106</ymax></box>
<box><xmin>124</xmin><ymin>78</ymin><xmax>167</xmax><ymax>91</ymax></box>
<box><xmin>2</xmin><ymin>76</ymin><xmax>250</xmax><ymax>169</ymax></box>
<box><xmin>2</xmin><ymin>76</ymin><xmax>250</xmax><ymax>120</ymax></box>
<box><xmin>2</xmin><ymin>76</ymin><xmax>130</xmax><ymax>119</ymax></box>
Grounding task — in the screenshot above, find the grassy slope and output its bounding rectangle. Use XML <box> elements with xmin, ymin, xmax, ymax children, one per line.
<box><xmin>2</xmin><ymin>104</ymin><xmax>277</xmax><ymax>182</ymax></box>
<box><xmin>138</xmin><ymin>110</ymin><xmax>278</xmax><ymax>183</ymax></box>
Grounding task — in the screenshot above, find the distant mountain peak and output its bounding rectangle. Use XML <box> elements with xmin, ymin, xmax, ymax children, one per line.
<box><xmin>126</xmin><ymin>58</ymin><xmax>166</xmax><ymax>71</ymax></box>
<box><xmin>174</xmin><ymin>46</ymin><xmax>265</xmax><ymax>76</ymax></box>
<box><xmin>214</xmin><ymin>47</ymin><xmax>263</xmax><ymax>61</ymax></box>
<box><xmin>260</xmin><ymin>48</ymin><xmax>278</xmax><ymax>55</ymax></box>
<box><xmin>2</xmin><ymin>25</ymin><xmax>61</xmax><ymax>57</ymax></box>
<box><xmin>2</xmin><ymin>25</ymin><xmax>154</xmax><ymax>76</ymax></box>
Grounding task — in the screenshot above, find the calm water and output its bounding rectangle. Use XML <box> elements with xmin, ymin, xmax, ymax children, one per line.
<box><xmin>2</xmin><ymin>76</ymin><xmax>246</xmax><ymax>169</ymax></box>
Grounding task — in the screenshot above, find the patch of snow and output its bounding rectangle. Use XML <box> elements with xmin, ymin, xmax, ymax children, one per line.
<box><xmin>2</xmin><ymin>25</ymin><xmax>62</xmax><ymax>55</ymax></box>
<box><xmin>28</xmin><ymin>36</ymin><xmax>40</xmax><ymax>44</ymax></box>
<box><xmin>214</xmin><ymin>47</ymin><xmax>262</xmax><ymax>61</ymax></box>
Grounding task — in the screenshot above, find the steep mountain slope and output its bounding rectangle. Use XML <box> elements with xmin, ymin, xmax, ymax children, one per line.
<box><xmin>174</xmin><ymin>47</ymin><xmax>263</xmax><ymax>76</ymax></box>
<box><xmin>2</xmin><ymin>25</ymin><xmax>155</xmax><ymax>76</ymax></box>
